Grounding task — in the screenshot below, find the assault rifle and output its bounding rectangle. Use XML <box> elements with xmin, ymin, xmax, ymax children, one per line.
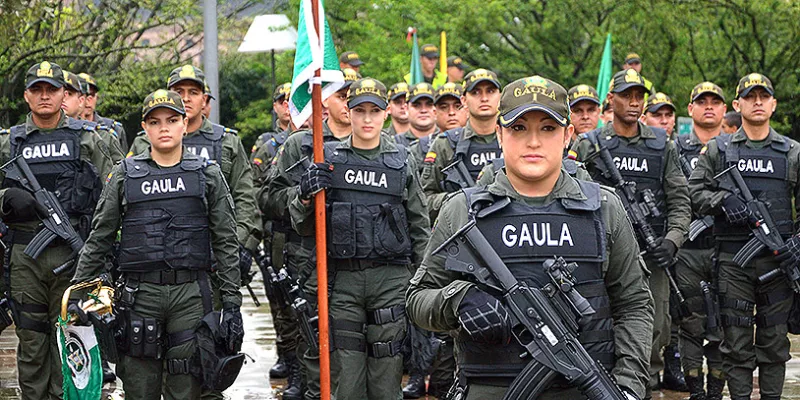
<box><xmin>700</xmin><ymin>280</ymin><xmax>722</xmax><ymax>342</ymax></box>
<box><xmin>254</xmin><ymin>243</ymin><xmax>279</xmax><ymax>306</ymax></box>
<box><xmin>678</xmin><ymin>152</ymin><xmax>715</xmax><ymax>241</ymax></box>
<box><xmin>442</xmin><ymin>159</ymin><xmax>475</xmax><ymax>191</ymax></box>
<box><xmin>0</xmin><ymin>155</ymin><xmax>82</xmax><ymax>275</ymax></box>
<box><xmin>268</xmin><ymin>265</ymin><xmax>319</xmax><ymax>353</ymax></box>
<box><xmin>714</xmin><ymin>165</ymin><xmax>800</xmax><ymax>292</ymax></box>
<box><xmin>585</xmin><ymin>135</ymin><xmax>688</xmax><ymax>311</ymax></box>
<box><xmin>434</xmin><ymin>217</ymin><xmax>627</xmax><ymax>400</ymax></box>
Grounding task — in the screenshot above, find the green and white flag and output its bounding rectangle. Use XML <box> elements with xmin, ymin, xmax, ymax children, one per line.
<box><xmin>58</xmin><ymin>319</ymin><xmax>102</xmax><ymax>400</ymax></box>
<box><xmin>289</xmin><ymin>0</ymin><xmax>344</xmax><ymax>128</ymax></box>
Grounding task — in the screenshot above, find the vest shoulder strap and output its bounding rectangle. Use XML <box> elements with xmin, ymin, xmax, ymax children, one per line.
<box><xmin>123</xmin><ymin>157</ymin><xmax>150</xmax><ymax>178</ymax></box>
<box><xmin>561</xmin><ymin>180</ymin><xmax>602</xmax><ymax>211</ymax></box>
<box><xmin>207</xmin><ymin>123</ymin><xmax>226</xmax><ymax>141</ymax></box>
<box><xmin>644</xmin><ymin>127</ymin><xmax>667</xmax><ymax>150</ymax></box>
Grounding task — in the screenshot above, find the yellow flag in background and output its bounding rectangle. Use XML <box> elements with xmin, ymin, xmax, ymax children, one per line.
<box><xmin>439</xmin><ymin>31</ymin><xmax>447</xmax><ymax>77</ymax></box>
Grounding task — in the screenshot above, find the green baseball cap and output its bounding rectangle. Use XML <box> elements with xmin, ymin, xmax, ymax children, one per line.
<box><xmin>498</xmin><ymin>75</ymin><xmax>570</xmax><ymax>127</ymax></box>
<box><xmin>142</xmin><ymin>89</ymin><xmax>185</xmax><ymax>118</ymax></box>
<box><xmin>420</xmin><ymin>44</ymin><xmax>439</xmax><ymax>58</ymax></box>
<box><xmin>78</xmin><ymin>72</ymin><xmax>98</xmax><ymax>92</ymax></box>
<box><xmin>26</xmin><ymin>61</ymin><xmax>65</xmax><ymax>89</ymax></box>
<box><xmin>435</xmin><ymin>82</ymin><xmax>464</xmax><ymax>104</ymax></box>
<box><xmin>735</xmin><ymin>73</ymin><xmax>774</xmax><ymax>99</ymax></box>
<box><xmin>690</xmin><ymin>82</ymin><xmax>725</xmax><ymax>103</ymax></box>
<box><xmin>339</xmin><ymin>51</ymin><xmax>364</xmax><ymax>67</ymax></box>
<box><xmin>407</xmin><ymin>83</ymin><xmax>435</xmax><ymax>103</ymax></box>
<box><xmin>387</xmin><ymin>82</ymin><xmax>409</xmax><ymax>101</ymax></box>
<box><xmin>167</xmin><ymin>65</ymin><xmax>205</xmax><ymax>89</ymax></box>
<box><xmin>62</xmin><ymin>71</ymin><xmax>83</xmax><ymax>93</ymax></box>
<box><xmin>447</xmin><ymin>56</ymin><xmax>466</xmax><ymax>70</ymax></box>
<box><xmin>624</xmin><ymin>53</ymin><xmax>642</xmax><ymax>64</ymax></box>
<box><xmin>644</xmin><ymin>92</ymin><xmax>676</xmax><ymax>114</ymax></box>
<box><xmin>464</xmin><ymin>68</ymin><xmax>500</xmax><ymax>92</ymax></box>
<box><xmin>273</xmin><ymin>82</ymin><xmax>291</xmax><ymax>101</ymax></box>
<box><xmin>204</xmin><ymin>81</ymin><xmax>215</xmax><ymax>100</ymax></box>
<box><xmin>609</xmin><ymin>69</ymin><xmax>647</xmax><ymax>93</ymax></box>
<box><xmin>347</xmin><ymin>78</ymin><xmax>388</xmax><ymax>110</ymax></box>
<box><xmin>567</xmin><ymin>84</ymin><xmax>600</xmax><ymax>107</ymax></box>
<box><xmin>342</xmin><ymin>68</ymin><xmax>362</xmax><ymax>89</ymax></box>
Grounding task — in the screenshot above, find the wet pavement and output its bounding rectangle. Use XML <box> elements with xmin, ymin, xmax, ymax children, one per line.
<box><xmin>2</xmin><ymin>272</ymin><xmax>800</xmax><ymax>399</ymax></box>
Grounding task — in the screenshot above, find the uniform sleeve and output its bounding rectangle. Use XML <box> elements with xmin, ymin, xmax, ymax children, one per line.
<box><xmin>688</xmin><ymin>141</ymin><xmax>727</xmax><ymax>216</ymax></box>
<box><xmin>662</xmin><ymin>141</ymin><xmax>691</xmax><ymax>247</ymax></box>
<box><xmin>250</xmin><ymin>144</ymin><xmax>273</xmax><ymax>190</ymax></box>
<box><xmin>206</xmin><ymin>163</ymin><xmax>243</xmax><ymax>307</ymax></box>
<box><xmin>99</xmin><ymin>127</ymin><xmax>124</xmax><ymax>164</ymax></box>
<box><xmin>84</xmin><ymin>130</ymin><xmax>114</xmax><ymax>180</ymax></box>
<box><xmin>601</xmin><ymin>190</ymin><xmax>654</xmax><ymax>398</ymax></box>
<box><xmin>0</xmin><ymin>133</ymin><xmax>11</xmax><ymax>200</ymax></box>
<box><xmin>476</xmin><ymin>163</ymin><xmax>495</xmax><ymax>186</ymax></box>
<box><xmin>405</xmin><ymin>161</ymin><xmax>431</xmax><ymax>269</ymax></box>
<box><xmin>406</xmin><ymin>194</ymin><xmax>474</xmax><ymax>332</ymax></box>
<box><xmin>262</xmin><ymin>137</ymin><xmax>304</xmax><ymax>223</ymax></box>
<box><xmin>73</xmin><ymin>163</ymin><xmax>124</xmax><ymax>282</ymax></box>
<box><xmin>126</xmin><ymin>135</ymin><xmax>149</xmax><ymax>158</ymax></box>
<box><xmin>570</xmin><ymin>135</ymin><xmax>595</xmax><ymax>165</ymax></box>
<box><xmin>115</xmin><ymin>124</ymin><xmax>129</xmax><ymax>154</ymax></box>
<box><xmin>420</xmin><ymin>137</ymin><xmax>453</xmax><ymax>222</ymax></box>
<box><xmin>224</xmin><ymin>135</ymin><xmax>262</xmax><ymax>252</ymax></box>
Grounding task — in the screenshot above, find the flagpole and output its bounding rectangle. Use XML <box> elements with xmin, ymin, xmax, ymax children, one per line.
<box><xmin>310</xmin><ymin>0</ymin><xmax>331</xmax><ymax>398</ymax></box>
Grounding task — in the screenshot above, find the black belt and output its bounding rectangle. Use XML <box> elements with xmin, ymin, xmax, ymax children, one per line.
<box><xmin>123</xmin><ymin>270</ymin><xmax>201</xmax><ymax>285</ymax></box>
<box><xmin>334</xmin><ymin>259</ymin><xmax>404</xmax><ymax>271</ymax></box>
<box><xmin>683</xmin><ymin>235</ymin><xmax>715</xmax><ymax>250</ymax></box>
<box><xmin>717</xmin><ymin>240</ymin><xmax>756</xmax><ymax>255</ymax></box>
<box><xmin>10</xmin><ymin>230</ymin><xmax>37</xmax><ymax>245</ymax></box>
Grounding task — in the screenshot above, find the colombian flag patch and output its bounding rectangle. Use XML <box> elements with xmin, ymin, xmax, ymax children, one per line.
<box><xmin>253</xmin><ymin>158</ymin><xmax>263</xmax><ymax>166</ymax></box>
<box><xmin>700</xmin><ymin>146</ymin><xmax>707</xmax><ymax>155</ymax></box>
<box><xmin>251</xmin><ymin>145</ymin><xmax>257</xmax><ymax>154</ymax></box>
<box><xmin>105</xmin><ymin>172</ymin><xmax>113</xmax><ymax>183</ymax></box>
<box><xmin>424</xmin><ymin>151</ymin><xmax>437</xmax><ymax>164</ymax></box>
<box><xmin>567</xmin><ymin>150</ymin><xmax>578</xmax><ymax>161</ymax></box>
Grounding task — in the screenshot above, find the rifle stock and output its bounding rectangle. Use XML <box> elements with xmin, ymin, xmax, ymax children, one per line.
<box><xmin>442</xmin><ymin>159</ymin><xmax>475</xmax><ymax>191</ymax></box>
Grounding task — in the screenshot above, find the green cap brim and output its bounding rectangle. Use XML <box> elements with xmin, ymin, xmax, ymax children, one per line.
<box><xmin>408</xmin><ymin>93</ymin><xmax>434</xmax><ymax>104</ymax></box>
<box><xmin>611</xmin><ymin>82</ymin><xmax>646</xmax><ymax>93</ymax></box>
<box><xmin>144</xmin><ymin>104</ymin><xmax>186</xmax><ymax>118</ymax></box>
<box><xmin>348</xmin><ymin>95</ymin><xmax>387</xmax><ymax>110</ymax></box>
<box><xmin>168</xmin><ymin>77</ymin><xmax>204</xmax><ymax>89</ymax></box>
<box><xmin>569</xmin><ymin>96</ymin><xmax>601</xmax><ymax>107</ymax></box>
<box><xmin>465</xmin><ymin>77</ymin><xmax>500</xmax><ymax>92</ymax></box>
<box><xmin>500</xmin><ymin>104</ymin><xmax>568</xmax><ymax>127</ymax></box>
<box><xmin>27</xmin><ymin>78</ymin><xmax>63</xmax><ymax>89</ymax></box>
<box><xmin>738</xmin><ymin>85</ymin><xmax>774</xmax><ymax>99</ymax></box>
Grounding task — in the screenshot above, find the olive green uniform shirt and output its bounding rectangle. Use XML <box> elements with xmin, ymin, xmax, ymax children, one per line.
<box><xmin>406</xmin><ymin>170</ymin><xmax>654</xmax><ymax>396</ymax></box>
<box><xmin>129</xmin><ymin>118</ymin><xmax>262</xmax><ymax>251</ymax></box>
<box><xmin>73</xmin><ymin>148</ymin><xmax>242</xmax><ymax>306</ymax></box>
<box><xmin>571</xmin><ymin>122</ymin><xmax>691</xmax><ymax>247</ymax></box>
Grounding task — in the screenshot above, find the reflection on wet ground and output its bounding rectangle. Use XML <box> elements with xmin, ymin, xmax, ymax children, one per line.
<box><xmin>2</xmin><ymin>272</ymin><xmax>800</xmax><ymax>399</ymax></box>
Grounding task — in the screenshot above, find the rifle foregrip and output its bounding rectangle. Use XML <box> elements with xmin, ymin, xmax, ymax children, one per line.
<box><xmin>23</xmin><ymin>229</ymin><xmax>58</xmax><ymax>259</ymax></box>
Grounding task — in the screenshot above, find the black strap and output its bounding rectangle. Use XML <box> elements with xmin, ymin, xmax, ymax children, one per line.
<box><xmin>368</xmin><ymin>339</ymin><xmax>403</xmax><ymax>358</ymax></box>
<box><xmin>719</xmin><ymin>296</ymin><xmax>755</xmax><ymax>312</ymax></box>
<box><xmin>380</xmin><ymin>204</ymin><xmax>406</xmax><ymax>245</ymax></box>
<box><xmin>720</xmin><ymin>314</ymin><xmax>754</xmax><ymax>327</ymax></box>
<box><xmin>589</xmin><ymin>352</ymin><xmax>616</xmax><ymax>368</ymax></box>
<box><xmin>15</xmin><ymin>302</ymin><xmax>47</xmax><ymax>313</ymax></box>
<box><xmin>577</xmin><ymin>329</ymin><xmax>614</xmax><ymax>344</ymax></box>
<box><xmin>574</xmin><ymin>281</ymin><xmax>607</xmax><ymax>298</ymax></box>
<box><xmin>332</xmin><ymin>319</ymin><xmax>365</xmax><ymax>334</ymax></box>
<box><xmin>10</xmin><ymin>230</ymin><xmax>35</xmax><ymax>245</ymax></box>
<box><xmin>168</xmin><ymin>329</ymin><xmax>196</xmax><ymax>348</ymax></box>
<box><xmin>12</xmin><ymin>300</ymin><xmax>50</xmax><ymax>333</ymax></box>
<box><xmin>166</xmin><ymin>358</ymin><xmax>193</xmax><ymax>375</ymax></box>
<box><xmin>367</xmin><ymin>304</ymin><xmax>406</xmax><ymax>325</ymax></box>
<box><xmin>585</xmin><ymin>306</ymin><xmax>611</xmax><ymax>321</ymax></box>
<box><xmin>756</xmin><ymin>288</ymin><xmax>793</xmax><ymax>307</ymax></box>
<box><xmin>198</xmin><ymin>271</ymin><xmax>213</xmax><ymax>316</ymax></box>
<box><xmin>756</xmin><ymin>311</ymin><xmax>789</xmax><ymax>327</ymax></box>
<box><xmin>332</xmin><ymin>335</ymin><xmax>366</xmax><ymax>353</ymax></box>
<box><xmin>124</xmin><ymin>270</ymin><xmax>200</xmax><ymax>285</ymax></box>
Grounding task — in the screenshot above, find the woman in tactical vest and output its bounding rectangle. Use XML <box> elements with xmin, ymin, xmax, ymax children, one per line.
<box><xmin>406</xmin><ymin>76</ymin><xmax>654</xmax><ymax>399</ymax></box>
<box><xmin>290</xmin><ymin>78</ymin><xmax>431</xmax><ymax>399</ymax></box>
<box><xmin>73</xmin><ymin>89</ymin><xmax>243</xmax><ymax>400</ymax></box>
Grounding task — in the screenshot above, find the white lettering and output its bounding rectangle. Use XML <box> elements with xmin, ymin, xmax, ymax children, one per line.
<box><xmin>186</xmin><ymin>146</ymin><xmax>211</xmax><ymax>160</ymax></box>
<box><xmin>141</xmin><ymin>177</ymin><xmax>186</xmax><ymax>195</ymax></box>
<box><xmin>470</xmin><ymin>152</ymin><xmax>498</xmax><ymax>167</ymax></box>
<box><xmin>502</xmin><ymin>222</ymin><xmax>574</xmax><ymax>247</ymax></box>
<box><xmin>690</xmin><ymin>157</ymin><xmax>698</xmax><ymax>170</ymax></box>
<box><xmin>21</xmin><ymin>143</ymin><xmax>70</xmax><ymax>159</ymax></box>
<box><xmin>343</xmin><ymin>169</ymin><xmax>388</xmax><ymax>188</ymax></box>
<box><xmin>502</xmin><ymin>225</ymin><xmax>516</xmax><ymax>247</ymax></box>
<box><xmin>613</xmin><ymin>156</ymin><xmax>649</xmax><ymax>172</ymax></box>
<box><xmin>737</xmin><ymin>158</ymin><xmax>774</xmax><ymax>174</ymax></box>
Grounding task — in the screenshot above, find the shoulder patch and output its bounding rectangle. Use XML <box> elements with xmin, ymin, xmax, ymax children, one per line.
<box><xmin>125</xmin><ymin>151</ymin><xmax>134</xmax><ymax>158</ymax></box>
<box><xmin>700</xmin><ymin>146</ymin><xmax>707</xmax><ymax>155</ymax></box>
<box><xmin>424</xmin><ymin>151</ymin><xmax>437</xmax><ymax>164</ymax></box>
<box><xmin>223</xmin><ymin>127</ymin><xmax>238</xmax><ymax>135</ymax></box>
<box><xmin>566</xmin><ymin>150</ymin><xmax>578</xmax><ymax>160</ymax></box>
<box><xmin>253</xmin><ymin>157</ymin><xmax>263</xmax><ymax>166</ymax></box>
<box><xmin>0</xmin><ymin>128</ymin><xmax>9</xmax><ymax>135</ymax></box>
<box><xmin>250</xmin><ymin>144</ymin><xmax>258</xmax><ymax>154</ymax></box>
<box><xmin>105</xmin><ymin>172</ymin><xmax>113</xmax><ymax>184</ymax></box>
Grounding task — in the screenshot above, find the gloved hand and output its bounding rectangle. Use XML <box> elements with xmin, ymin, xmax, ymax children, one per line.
<box><xmin>649</xmin><ymin>237</ymin><xmax>677</xmax><ymax>269</ymax></box>
<box><xmin>721</xmin><ymin>193</ymin><xmax>751</xmax><ymax>225</ymax></box>
<box><xmin>1</xmin><ymin>188</ymin><xmax>47</xmax><ymax>222</ymax></box>
<box><xmin>457</xmin><ymin>287</ymin><xmax>511</xmax><ymax>344</ymax></box>
<box><xmin>298</xmin><ymin>162</ymin><xmax>333</xmax><ymax>201</ymax></box>
<box><xmin>776</xmin><ymin>234</ymin><xmax>800</xmax><ymax>270</ymax></box>
<box><xmin>238</xmin><ymin>245</ymin><xmax>254</xmax><ymax>286</ymax></box>
<box><xmin>220</xmin><ymin>302</ymin><xmax>244</xmax><ymax>353</ymax></box>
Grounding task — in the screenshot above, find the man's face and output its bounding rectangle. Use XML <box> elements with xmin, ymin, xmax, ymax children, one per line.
<box><xmin>688</xmin><ymin>94</ymin><xmax>726</xmax><ymax>130</ymax></box>
<box><xmin>84</xmin><ymin>88</ymin><xmax>97</xmax><ymax>115</ymax></box>
<box><xmin>623</xmin><ymin>61</ymin><xmax>642</xmax><ymax>73</ymax></box>
<box><xmin>408</xmin><ymin>98</ymin><xmax>435</xmax><ymax>132</ymax></box>
<box><xmin>322</xmin><ymin>88</ymin><xmax>350</xmax><ymax>126</ymax></box>
<box><xmin>274</xmin><ymin>98</ymin><xmax>291</xmax><ymax>127</ymax></box>
<box><xmin>643</xmin><ymin>107</ymin><xmax>676</xmax><ymax>134</ymax></box>
<box><xmin>463</xmin><ymin>81</ymin><xmax>500</xmax><ymax>121</ymax></box>
<box><xmin>570</xmin><ymin>100</ymin><xmax>600</xmax><ymax>134</ymax></box>
<box><xmin>202</xmin><ymin>96</ymin><xmax>211</xmax><ymax>119</ymax></box>
<box><xmin>170</xmin><ymin>81</ymin><xmax>206</xmax><ymax>120</ymax></box>
<box><xmin>435</xmin><ymin>97</ymin><xmax>463</xmax><ymax>131</ymax></box>
<box><xmin>421</xmin><ymin>56</ymin><xmax>438</xmax><ymax>76</ymax></box>
<box><xmin>387</xmin><ymin>97</ymin><xmax>409</xmax><ymax>124</ymax></box>
<box><xmin>61</xmin><ymin>89</ymin><xmax>85</xmax><ymax>118</ymax></box>
<box><xmin>609</xmin><ymin>87</ymin><xmax>645</xmax><ymax>125</ymax></box>
<box><xmin>24</xmin><ymin>82</ymin><xmax>65</xmax><ymax>117</ymax></box>
<box><xmin>447</xmin><ymin>67</ymin><xmax>464</xmax><ymax>83</ymax></box>
<box><xmin>733</xmin><ymin>87</ymin><xmax>776</xmax><ymax>126</ymax></box>
<box><xmin>497</xmin><ymin>110</ymin><xmax>572</xmax><ymax>186</ymax></box>
<box><xmin>339</xmin><ymin>62</ymin><xmax>359</xmax><ymax>73</ymax></box>
<box><xmin>721</xmin><ymin>120</ymin><xmax>737</xmax><ymax>134</ymax></box>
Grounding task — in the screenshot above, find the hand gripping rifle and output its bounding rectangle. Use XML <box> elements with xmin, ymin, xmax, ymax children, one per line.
<box><xmin>268</xmin><ymin>264</ymin><xmax>319</xmax><ymax>353</ymax></box>
<box><xmin>0</xmin><ymin>155</ymin><xmax>83</xmax><ymax>275</ymax></box>
<box><xmin>433</xmin><ymin>218</ymin><xmax>627</xmax><ymax>400</ymax></box>
<box><xmin>713</xmin><ymin>165</ymin><xmax>800</xmax><ymax>292</ymax></box>
<box><xmin>677</xmin><ymin>150</ymin><xmax>715</xmax><ymax>241</ymax></box>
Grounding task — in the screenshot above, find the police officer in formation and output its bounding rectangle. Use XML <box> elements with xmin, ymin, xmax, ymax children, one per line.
<box><xmin>642</xmin><ymin>92</ymin><xmax>677</xmax><ymax>137</ymax></box>
<box><xmin>78</xmin><ymin>72</ymin><xmax>129</xmax><ymax>153</ymax></box>
<box><xmin>689</xmin><ymin>73</ymin><xmax>798</xmax><ymax>400</ymax></box>
<box><xmin>394</xmin><ymin>82</ymin><xmax>438</xmax><ymax>149</ymax></box>
<box><xmin>73</xmin><ymin>89</ymin><xmax>243</xmax><ymax>399</ymax></box>
<box><xmin>674</xmin><ymin>81</ymin><xmax>728</xmax><ymax>400</ymax></box>
<box><xmin>572</xmin><ymin>69</ymin><xmax>691</xmax><ymax>398</ymax></box>
<box><xmin>407</xmin><ymin>75</ymin><xmax>654</xmax><ymax>399</ymax></box>
<box><xmin>250</xmin><ymin>82</ymin><xmax>292</xmax><ymax>163</ymax></box>
<box><xmin>566</xmin><ymin>84</ymin><xmax>602</xmax><ymax>144</ymax></box>
<box><xmin>291</xmin><ymin>77</ymin><xmax>430</xmax><ymax>399</ymax></box>
<box><xmin>0</xmin><ymin>61</ymin><xmax>114</xmax><ymax>399</ymax></box>
<box><xmin>384</xmin><ymin>83</ymin><xmax>410</xmax><ymax>136</ymax></box>
<box><xmin>434</xmin><ymin>82</ymin><xmax>467</xmax><ymax>134</ymax></box>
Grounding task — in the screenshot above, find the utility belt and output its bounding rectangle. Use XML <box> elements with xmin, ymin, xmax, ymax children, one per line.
<box><xmin>333</xmin><ymin>258</ymin><xmax>409</xmax><ymax>272</ymax></box>
<box><xmin>121</xmin><ymin>270</ymin><xmax>202</xmax><ymax>286</ymax></box>
<box><xmin>683</xmin><ymin>234</ymin><xmax>715</xmax><ymax>250</ymax></box>
<box><xmin>10</xmin><ymin>216</ymin><xmax>91</xmax><ymax>246</ymax></box>
<box><xmin>716</xmin><ymin>238</ymin><xmax>787</xmax><ymax>256</ymax></box>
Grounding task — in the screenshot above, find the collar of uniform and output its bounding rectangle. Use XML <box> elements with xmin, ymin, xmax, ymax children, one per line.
<box><xmin>487</xmin><ymin>169</ymin><xmax>586</xmax><ymax>202</ymax></box>
<box><xmin>686</xmin><ymin>130</ymin><xmax>702</xmax><ymax>146</ymax></box>
<box><xmin>729</xmin><ymin>126</ymin><xmax>782</xmax><ymax>145</ymax></box>
<box><xmin>25</xmin><ymin>110</ymin><xmax>69</xmax><ymax>135</ymax></box>
<box><xmin>138</xmin><ymin>147</ymin><xmax>203</xmax><ymax>163</ymax></box>
<box><xmin>462</xmin><ymin>121</ymin><xmax>496</xmax><ymax>141</ymax></box>
<box><xmin>188</xmin><ymin>117</ymin><xmax>214</xmax><ymax>138</ymax></box>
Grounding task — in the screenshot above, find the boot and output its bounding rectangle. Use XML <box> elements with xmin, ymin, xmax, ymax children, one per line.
<box><xmin>102</xmin><ymin>360</ymin><xmax>116</xmax><ymax>384</ymax></box>
<box><xmin>269</xmin><ymin>355</ymin><xmax>289</xmax><ymax>379</ymax></box>
<box><xmin>402</xmin><ymin>373</ymin><xmax>426</xmax><ymax>399</ymax></box>
<box><xmin>705</xmin><ymin>374</ymin><xmax>725</xmax><ymax>400</ymax></box>
<box><xmin>661</xmin><ymin>345</ymin><xmax>688</xmax><ymax>391</ymax></box>
<box><xmin>684</xmin><ymin>374</ymin><xmax>706</xmax><ymax>400</ymax></box>
<box><xmin>282</xmin><ymin>355</ymin><xmax>304</xmax><ymax>400</ymax></box>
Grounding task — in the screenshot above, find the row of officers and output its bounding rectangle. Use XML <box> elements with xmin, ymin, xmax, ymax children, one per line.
<box><xmin>0</xmin><ymin>57</ymin><xmax>794</xmax><ymax>400</ymax></box>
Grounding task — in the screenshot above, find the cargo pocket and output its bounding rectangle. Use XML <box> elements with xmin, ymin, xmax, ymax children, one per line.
<box><xmin>328</xmin><ymin>202</ymin><xmax>356</xmax><ymax>258</ymax></box>
<box><xmin>374</xmin><ymin>204</ymin><xmax>411</xmax><ymax>258</ymax></box>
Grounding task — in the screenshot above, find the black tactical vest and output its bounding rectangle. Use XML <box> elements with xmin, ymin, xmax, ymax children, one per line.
<box><xmin>324</xmin><ymin>142</ymin><xmax>412</xmax><ymax>263</ymax></box>
<box><xmin>183</xmin><ymin>124</ymin><xmax>225</xmax><ymax>163</ymax></box>
<box><xmin>676</xmin><ymin>135</ymin><xmax>714</xmax><ymax>248</ymax></box>
<box><xmin>417</xmin><ymin>134</ymin><xmax>434</xmax><ymax>155</ymax></box>
<box><xmin>585</xmin><ymin>128</ymin><xmax>668</xmax><ymax>235</ymax></box>
<box><xmin>713</xmin><ymin>135</ymin><xmax>792</xmax><ymax>241</ymax></box>
<box><xmin>444</xmin><ymin>128</ymin><xmax>501</xmax><ymax>185</ymax></box>
<box><xmin>4</xmin><ymin>120</ymin><xmax>101</xmax><ymax>218</ymax></box>
<box><xmin>457</xmin><ymin>181</ymin><xmax>615</xmax><ymax>382</ymax></box>
<box><xmin>393</xmin><ymin>132</ymin><xmax>415</xmax><ymax>148</ymax></box>
<box><xmin>262</xmin><ymin>130</ymin><xmax>289</xmax><ymax>160</ymax></box>
<box><xmin>118</xmin><ymin>157</ymin><xmax>212</xmax><ymax>272</ymax></box>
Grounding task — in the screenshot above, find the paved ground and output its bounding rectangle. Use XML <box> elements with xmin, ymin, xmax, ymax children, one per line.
<box><xmin>2</xmin><ymin>272</ymin><xmax>800</xmax><ymax>399</ymax></box>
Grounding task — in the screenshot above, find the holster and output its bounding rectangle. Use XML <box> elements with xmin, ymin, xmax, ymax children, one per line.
<box><xmin>119</xmin><ymin>309</ymin><xmax>163</xmax><ymax>360</ymax></box>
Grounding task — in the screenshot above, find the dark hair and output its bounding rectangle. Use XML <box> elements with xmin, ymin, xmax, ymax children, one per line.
<box><xmin>723</xmin><ymin>111</ymin><xmax>742</xmax><ymax>129</ymax></box>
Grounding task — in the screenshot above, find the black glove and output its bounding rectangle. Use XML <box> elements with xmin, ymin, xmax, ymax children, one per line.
<box><xmin>298</xmin><ymin>162</ymin><xmax>333</xmax><ymax>200</ymax></box>
<box><xmin>649</xmin><ymin>237</ymin><xmax>677</xmax><ymax>269</ymax></box>
<box><xmin>776</xmin><ymin>234</ymin><xmax>800</xmax><ymax>270</ymax></box>
<box><xmin>721</xmin><ymin>193</ymin><xmax>751</xmax><ymax>225</ymax></box>
<box><xmin>1</xmin><ymin>188</ymin><xmax>47</xmax><ymax>222</ymax></box>
<box><xmin>457</xmin><ymin>287</ymin><xmax>511</xmax><ymax>344</ymax></box>
<box><xmin>238</xmin><ymin>245</ymin><xmax>254</xmax><ymax>286</ymax></box>
<box><xmin>220</xmin><ymin>302</ymin><xmax>244</xmax><ymax>353</ymax></box>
